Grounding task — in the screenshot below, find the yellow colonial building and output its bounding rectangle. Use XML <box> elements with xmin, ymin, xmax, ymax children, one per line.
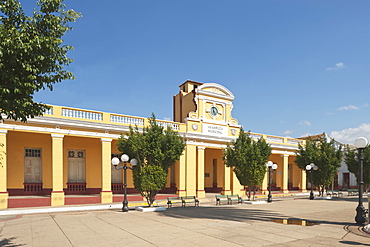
<box><xmin>0</xmin><ymin>80</ymin><xmax>306</xmax><ymax>209</ymax></box>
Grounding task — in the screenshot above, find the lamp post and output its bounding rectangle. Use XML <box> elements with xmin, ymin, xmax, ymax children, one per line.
<box><xmin>354</xmin><ymin>137</ymin><xmax>368</xmax><ymax>225</ymax></box>
<box><xmin>111</xmin><ymin>154</ymin><xmax>137</xmax><ymax>212</ymax></box>
<box><xmin>306</xmin><ymin>163</ymin><xmax>318</xmax><ymax>200</ymax></box>
<box><xmin>266</xmin><ymin>161</ymin><xmax>278</xmax><ymax>203</ymax></box>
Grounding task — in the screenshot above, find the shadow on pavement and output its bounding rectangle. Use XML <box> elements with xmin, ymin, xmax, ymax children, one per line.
<box><xmin>0</xmin><ymin>237</ymin><xmax>24</xmax><ymax>247</ymax></box>
<box><xmin>339</xmin><ymin>240</ymin><xmax>370</xmax><ymax>246</ymax></box>
<box><xmin>157</xmin><ymin>206</ymin><xmax>359</xmax><ymax>227</ymax></box>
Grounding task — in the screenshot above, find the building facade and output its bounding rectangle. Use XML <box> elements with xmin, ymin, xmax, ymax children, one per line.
<box><xmin>0</xmin><ymin>81</ymin><xmax>307</xmax><ymax>209</ymax></box>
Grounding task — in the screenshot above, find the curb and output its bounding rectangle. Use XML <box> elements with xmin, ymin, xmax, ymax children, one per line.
<box><xmin>0</xmin><ymin>192</ymin><xmax>312</xmax><ymax>216</ymax></box>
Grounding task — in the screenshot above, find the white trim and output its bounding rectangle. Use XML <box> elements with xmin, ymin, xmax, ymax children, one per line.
<box><xmin>184</xmin><ymin>117</ymin><xmax>201</xmax><ymax>122</ymax></box>
<box><xmin>271</xmin><ymin>150</ymin><xmax>296</xmax><ymax>156</ymax></box>
<box><xmin>1</xmin><ymin>123</ymin><xmax>120</xmax><ymax>139</ymax></box>
<box><xmin>196</xmin><ymin>95</ymin><xmax>233</xmax><ymax>106</ymax></box>
<box><xmin>100</xmin><ymin>138</ymin><xmax>113</xmax><ymax>142</ymax></box>
<box><xmin>0</xmin><ymin>129</ymin><xmax>8</xmax><ymax>134</ymax></box>
<box><xmin>197</xmin><ymin>146</ymin><xmax>206</xmax><ymax>150</ymax></box>
<box><xmin>16</xmin><ymin>117</ymin><xmax>134</xmax><ymax>134</ymax></box>
<box><xmin>269</xmin><ymin>143</ymin><xmax>299</xmax><ymax>151</ymax></box>
<box><xmin>184</xmin><ymin>132</ymin><xmax>236</xmax><ymax>144</ymax></box>
<box><xmin>186</xmin><ymin>140</ymin><xmax>227</xmax><ymax>149</ymax></box>
<box><xmin>51</xmin><ymin>134</ymin><xmax>64</xmax><ymax>138</ymax></box>
<box><xmin>196</xmin><ymin>83</ymin><xmax>235</xmax><ymax>100</ymax></box>
<box><xmin>201</xmin><ymin>118</ymin><xmax>228</xmax><ymax>125</ymax></box>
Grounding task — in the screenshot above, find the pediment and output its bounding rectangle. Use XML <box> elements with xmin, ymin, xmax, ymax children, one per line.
<box><xmin>196</xmin><ymin>83</ymin><xmax>234</xmax><ymax>100</ymax></box>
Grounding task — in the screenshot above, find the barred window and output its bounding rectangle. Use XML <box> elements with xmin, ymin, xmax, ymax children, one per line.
<box><xmin>68</xmin><ymin>150</ymin><xmax>85</xmax><ymax>158</ymax></box>
<box><xmin>25</xmin><ymin>148</ymin><xmax>41</xmax><ymax>157</ymax></box>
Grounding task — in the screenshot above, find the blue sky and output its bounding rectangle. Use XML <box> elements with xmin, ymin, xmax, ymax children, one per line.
<box><xmin>19</xmin><ymin>0</ymin><xmax>370</xmax><ymax>144</ymax></box>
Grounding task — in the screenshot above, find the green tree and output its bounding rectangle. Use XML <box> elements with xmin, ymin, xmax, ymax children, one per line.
<box><xmin>223</xmin><ymin>128</ymin><xmax>272</xmax><ymax>200</ymax></box>
<box><xmin>0</xmin><ymin>0</ymin><xmax>80</xmax><ymax>122</ymax></box>
<box><xmin>117</xmin><ymin>114</ymin><xmax>185</xmax><ymax>207</ymax></box>
<box><xmin>345</xmin><ymin>145</ymin><xmax>370</xmax><ymax>192</ymax></box>
<box><xmin>295</xmin><ymin>135</ymin><xmax>343</xmax><ymax>195</ymax></box>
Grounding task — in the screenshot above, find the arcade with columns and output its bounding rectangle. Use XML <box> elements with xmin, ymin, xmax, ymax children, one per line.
<box><xmin>0</xmin><ymin>80</ymin><xmax>306</xmax><ymax>209</ymax></box>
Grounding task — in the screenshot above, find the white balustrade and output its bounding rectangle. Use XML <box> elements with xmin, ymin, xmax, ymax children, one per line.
<box><xmin>287</xmin><ymin>139</ymin><xmax>302</xmax><ymax>145</ymax></box>
<box><xmin>62</xmin><ymin>108</ymin><xmax>102</xmax><ymax>121</ymax></box>
<box><xmin>110</xmin><ymin>115</ymin><xmax>144</xmax><ymax>126</ymax></box>
<box><xmin>250</xmin><ymin>134</ymin><xmax>262</xmax><ymax>140</ymax></box>
<box><xmin>157</xmin><ymin>121</ymin><xmax>179</xmax><ymax>131</ymax></box>
<box><xmin>266</xmin><ymin>136</ymin><xmax>284</xmax><ymax>143</ymax></box>
<box><xmin>43</xmin><ymin>107</ymin><xmax>53</xmax><ymax>115</ymax></box>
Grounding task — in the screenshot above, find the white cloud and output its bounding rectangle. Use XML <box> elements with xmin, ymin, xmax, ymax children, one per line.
<box><xmin>326</xmin><ymin>62</ymin><xmax>346</xmax><ymax>71</ymax></box>
<box><xmin>331</xmin><ymin>123</ymin><xmax>370</xmax><ymax>144</ymax></box>
<box><xmin>283</xmin><ymin>130</ymin><xmax>293</xmax><ymax>135</ymax></box>
<box><xmin>337</xmin><ymin>105</ymin><xmax>359</xmax><ymax>111</ymax></box>
<box><xmin>299</xmin><ymin>120</ymin><xmax>311</xmax><ymax>126</ymax></box>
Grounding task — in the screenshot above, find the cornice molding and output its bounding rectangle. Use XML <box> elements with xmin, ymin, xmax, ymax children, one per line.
<box><xmin>196</xmin><ymin>83</ymin><xmax>235</xmax><ymax>100</ymax></box>
<box><xmin>15</xmin><ymin>116</ymin><xmax>134</xmax><ymax>133</ymax></box>
<box><xmin>1</xmin><ymin>123</ymin><xmax>120</xmax><ymax>139</ymax></box>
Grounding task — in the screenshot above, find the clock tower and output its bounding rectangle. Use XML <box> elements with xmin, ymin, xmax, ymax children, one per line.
<box><xmin>173</xmin><ymin>80</ymin><xmax>239</xmax><ymax>138</ymax></box>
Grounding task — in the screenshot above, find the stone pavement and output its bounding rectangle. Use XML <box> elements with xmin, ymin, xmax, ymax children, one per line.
<box><xmin>0</xmin><ymin>196</ymin><xmax>369</xmax><ymax>246</ymax></box>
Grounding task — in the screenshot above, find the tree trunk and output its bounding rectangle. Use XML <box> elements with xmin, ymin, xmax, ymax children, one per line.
<box><xmin>142</xmin><ymin>190</ymin><xmax>157</xmax><ymax>207</ymax></box>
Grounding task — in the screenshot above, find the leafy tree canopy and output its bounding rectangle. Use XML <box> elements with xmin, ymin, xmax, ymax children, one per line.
<box><xmin>0</xmin><ymin>0</ymin><xmax>80</xmax><ymax>122</ymax></box>
<box><xmin>345</xmin><ymin>145</ymin><xmax>370</xmax><ymax>191</ymax></box>
<box><xmin>117</xmin><ymin>113</ymin><xmax>185</xmax><ymax>206</ymax></box>
<box><xmin>295</xmin><ymin>134</ymin><xmax>343</xmax><ymax>194</ymax></box>
<box><xmin>223</xmin><ymin>127</ymin><xmax>272</xmax><ymax>199</ymax></box>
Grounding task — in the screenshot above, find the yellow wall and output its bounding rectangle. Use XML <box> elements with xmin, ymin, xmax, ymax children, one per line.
<box><xmin>7</xmin><ymin>131</ymin><xmax>52</xmax><ymax>189</ymax></box>
<box><xmin>173</xmin><ymin>91</ymin><xmax>197</xmax><ymax>123</ymax></box>
<box><xmin>64</xmin><ymin>136</ymin><xmax>101</xmax><ymax>188</ymax></box>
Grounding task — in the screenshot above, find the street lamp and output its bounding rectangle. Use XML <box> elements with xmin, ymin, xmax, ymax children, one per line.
<box><xmin>111</xmin><ymin>154</ymin><xmax>138</xmax><ymax>212</ymax></box>
<box><xmin>266</xmin><ymin>161</ymin><xmax>278</xmax><ymax>203</ymax></box>
<box><xmin>306</xmin><ymin>163</ymin><xmax>318</xmax><ymax>200</ymax></box>
<box><xmin>354</xmin><ymin>137</ymin><xmax>368</xmax><ymax>225</ymax></box>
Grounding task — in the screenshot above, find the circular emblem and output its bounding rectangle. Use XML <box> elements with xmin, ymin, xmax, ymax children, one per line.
<box><xmin>231</xmin><ymin>129</ymin><xmax>236</xmax><ymax>135</ymax></box>
<box><xmin>192</xmin><ymin>124</ymin><xmax>198</xmax><ymax>130</ymax></box>
<box><xmin>210</xmin><ymin>106</ymin><xmax>218</xmax><ymax>117</ymax></box>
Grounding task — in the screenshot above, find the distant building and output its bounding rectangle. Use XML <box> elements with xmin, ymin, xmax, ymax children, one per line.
<box><xmin>299</xmin><ymin>133</ymin><xmax>357</xmax><ymax>190</ymax></box>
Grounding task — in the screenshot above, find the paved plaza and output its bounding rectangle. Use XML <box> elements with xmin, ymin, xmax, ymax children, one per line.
<box><xmin>0</xmin><ymin>196</ymin><xmax>369</xmax><ymax>246</ymax></box>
